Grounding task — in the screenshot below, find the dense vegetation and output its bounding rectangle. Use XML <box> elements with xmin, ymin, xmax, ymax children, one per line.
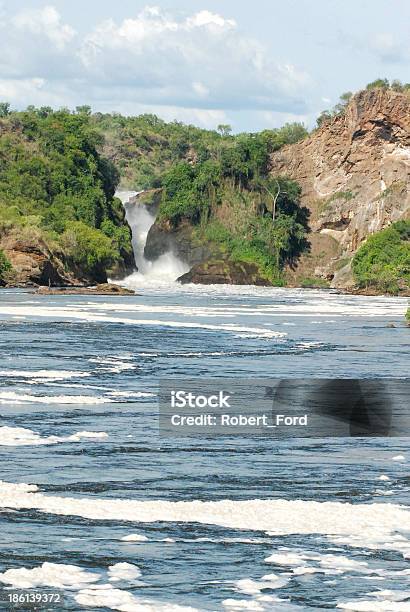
<box><xmin>94</xmin><ymin>112</ymin><xmax>307</xmax><ymax>191</ymax></box>
<box><xmin>90</xmin><ymin>111</ymin><xmax>310</xmax><ymax>283</ymax></box>
<box><xmin>1</xmin><ymin>80</ymin><xmax>408</xmax><ymax>289</ymax></box>
<box><xmin>157</xmin><ymin>128</ymin><xmax>309</xmax><ymax>283</ymax></box>
<box><xmin>352</xmin><ymin>220</ymin><xmax>410</xmax><ymax>294</ymax></box>
<box><xmin>0</xmin><ymin>105</ymin><xmax>132</xmax><ymax>281</ymax></box>
<box><xmin>0</xmin><ymin>103</ymin><xmax>309</xmax><ymax>284</ymax></box>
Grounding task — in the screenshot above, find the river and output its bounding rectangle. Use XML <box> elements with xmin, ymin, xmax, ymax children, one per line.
<box><xmin>0</xmin><ymin>283</ymin><xmax>409</xmax><ymax>611</ymax></box>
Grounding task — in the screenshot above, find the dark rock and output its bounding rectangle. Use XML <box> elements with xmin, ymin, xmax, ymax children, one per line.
<box><xmin>178</xmin><ymin>259</ymin><xmax>272</xmax><ymax>286</ymax></box>
<box><xmin>36</xmin><ymin>283</ymin><xmax>136</xmax><ymax>296</ymax></box>
<box><xmin>144</xmin><ymin>220</ymin><xmax>220</xmax><ymax>266</ymax></box>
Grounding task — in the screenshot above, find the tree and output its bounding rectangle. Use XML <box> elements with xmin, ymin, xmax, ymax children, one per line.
<box><xmin>316</xmin><ymin>110</ymin><xmax>332</xmax><ymax>127</ymax></box>
<box><xmin>217</xmin><ymin>124</ymin><xmax>232</xmax><ymax>137</ymax></box>
<box><xmin>352</xmin><ymin>220</ymin><xmax>410</xmax><ymax>293</ymax></box>
<box><xmin>0</xmin><ymin>249</ymin><xmax>12</xmax><ymax>284</ymax></box>
<box><xmin>61</xmin><ymin>221</ymin><xmax>118</xmax><ymax>281</ymax></box>
<box><xmin>333</xmin><ymin>91</ymin><xmax>353</xmax><ymax>114</ymax></box>
<box><xmin>366</xmin><ymin>78</ymin><xmax>390</xmax><ymax>90</ymax></box>
<box><xmin>76</xmin><ymin>105</ymin><xmax>92</xmax><ymax>116</ymax></box>
<box><xmin>0</xmin><ymin>102</ymin><xmax>10</xmax><ymax>118</ymax></box>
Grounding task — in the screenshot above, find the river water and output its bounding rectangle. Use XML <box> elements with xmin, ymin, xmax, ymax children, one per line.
<box><xmin>0</xmin><ymin>284</ymin><xmax>409</xmax><ymax>611</ymax></box>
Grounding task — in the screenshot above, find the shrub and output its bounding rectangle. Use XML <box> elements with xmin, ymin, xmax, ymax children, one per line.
<box><xmin>61</xmin><ymin>221</ymin><xmax>119</xmax><ymax>280</ymax></box>
<box><xmin>0</xmin><ymin>249</ymin><xmax>12</xmax><ymax>284</ymax></box>
<box><xmin>352</xmin><ymin>221</ymin><xmax>410</xmax><ymax>293</ymax></box>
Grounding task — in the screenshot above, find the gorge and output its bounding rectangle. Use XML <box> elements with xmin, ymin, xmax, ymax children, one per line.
<box><xmin>0</xmin><ymin>84</ymin><xmax>409</xmax><ymax>293</ymax></box>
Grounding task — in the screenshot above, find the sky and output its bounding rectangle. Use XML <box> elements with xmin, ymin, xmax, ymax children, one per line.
<box><xmin>1</xmin><ymin>0</ymin><xmax>409</xmax><ymax>132</ymax></box>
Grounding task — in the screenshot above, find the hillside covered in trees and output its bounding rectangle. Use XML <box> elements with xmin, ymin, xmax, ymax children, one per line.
<box><xmin>0</xmin><ymin>102</ymin><xmax>309</xmax><ymax>286</ymax></box>
<box><xmin>0</xmin><ymin>77</ymin><xmax>409</xmax><ymax>291</ymax></box>
<box><xmin>0</xmin><ymin>105</ymin><xmax>134</xmax><ymax>285</ymax></box>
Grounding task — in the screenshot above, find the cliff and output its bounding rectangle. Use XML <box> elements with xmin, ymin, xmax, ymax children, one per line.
<box><xmin>142</xmin><ymin>88</ymin><xmax>410</xmax><ymax>289</ymax></box>
<box><xmin>269</xmin><ymin>88</ymin><xmax>410</xmax><ymax>288</ymax></box>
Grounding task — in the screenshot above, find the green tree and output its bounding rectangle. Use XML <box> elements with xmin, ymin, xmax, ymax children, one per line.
<box><xmin>61</xmin><ymin>221</ymin><xmax>119</xmax><ymax>281</ymax></box>
<box><xmin>217</xmin><ymin>124</ymin><xmax>232</xmax><ymax>137</ymax></box>
<box><xmin>352</xmin><ymin>221</ymin><xmax>410</xmax><ymax>294</ymax></box>
<box><xmin>0</xmin><ymin>249</ymin><xmax>12</xmax><ymax>284</ymax></box>
<box><xmin>366</xmin><ymin>78</ymin><xmax>390</xmax><ymax>90</ymax></box>
<box><xmin>0</xmin><ymin>102</ymin><xmax>10</xmax><ymax>118</ymax></box>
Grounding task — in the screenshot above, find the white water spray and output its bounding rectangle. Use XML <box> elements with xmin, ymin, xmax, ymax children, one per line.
<box><xmin>116</xmin><ymin>191</ymin><xmax>189</xmax><ymax>286</ymax></box>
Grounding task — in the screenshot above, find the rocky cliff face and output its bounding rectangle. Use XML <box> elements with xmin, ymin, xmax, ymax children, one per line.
<box><xmin>1</xmin><ymin>234</ymin><xmax>75</xmax><ymax>287</ymax></box>
<box><xmin>144</xmin><ymin>89</ymin><xmax>410</xmax><ymax>288</ymax></box>
<box><xmin>269</xmin><ymin>88</ymin><xmax>410</xmax><ymax>287</ymax></box>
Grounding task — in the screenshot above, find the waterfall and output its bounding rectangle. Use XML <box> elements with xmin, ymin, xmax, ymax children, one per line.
<box><xmin>115</xmin><ymin>191</ymin><xmax>189</xmax><ymax>286</ymax></box>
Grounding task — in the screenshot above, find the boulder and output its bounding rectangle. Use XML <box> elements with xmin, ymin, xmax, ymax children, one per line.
<box><xmin>178</xmin><ymin>260</ymin><xmax>271</xmax><ymax>286</ymax></box>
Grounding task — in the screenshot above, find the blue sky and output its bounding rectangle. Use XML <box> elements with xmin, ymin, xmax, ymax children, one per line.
<box><xmin>1</xmin><ymin>0</ymin><xmax>409</xmax><ymax>131</ymax></box>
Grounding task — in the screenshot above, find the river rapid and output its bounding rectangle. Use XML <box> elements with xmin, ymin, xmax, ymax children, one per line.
<box><xmin>0</xmin><ymin>283</ymin><xmax>409</xmax><ymax>611</ymax></box>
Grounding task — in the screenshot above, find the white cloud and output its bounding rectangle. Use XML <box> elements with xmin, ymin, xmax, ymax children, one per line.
<box><xmin>0</xmin><ymin>4</ymin><xmax>311</xmax><ymax>125</ymax></box>
<box><xmin>11</xmin><ymin>5</ymin><xmax>75</xmax><ymax>51</ymax></box>
<box><xmin>0</xmin><ymin>78</ymin><xmax>45</xmax><ymax>100</ymax></box>
<box><xmin>185</xmin><ymin>10</ymin><xmax>236</xmax><ymax>29</ymax></box>
<box><xmin>77</xmin><ymin>6</ymin><xmax>310</xmax><ymax>112</ymax></box>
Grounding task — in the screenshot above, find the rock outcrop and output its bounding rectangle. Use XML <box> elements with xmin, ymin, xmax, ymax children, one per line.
<box><xmin>145</xmin><ymin>220</ymin><xmax>219</xmax><ymax>267</ymax></box>
<box><xmin>1</xmin><ymin>234</ymin><xmax>75</xmax><ymax>286</ymax></box>
<box><xmin>178</xmin><ymin>260</ymin><xmax>271</xmax><ymax>285</ymax></box>
<box><xmin>269</xmin><ymin>88</ymin><xmax>410</xmax><ymax>287</ymax></box>
<box><xmin>36</xmin><ymin>283</ymin><xmax>135</xmax><ymax>296</ymax></box>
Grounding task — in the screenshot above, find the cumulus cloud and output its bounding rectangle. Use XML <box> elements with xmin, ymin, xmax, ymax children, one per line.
<box><xmin>0</xmin><ymin>4</ymin><xmax>311</xmax><ymax>124</ymax></box>
<box><xmin>11</xmin><ymin>5</ymin><xmax>75</xmax><ymax>50</ymax></box>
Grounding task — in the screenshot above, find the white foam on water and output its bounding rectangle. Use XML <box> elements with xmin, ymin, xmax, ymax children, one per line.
<box><xmin>264</xmin><ymin>552</ymin><xmax>306</xmax><ymax>566</ymax></box>
<box><xmin>120</xmin><ymin>534</ymin><xmax>149</xmax><ymax>542</ymax></box>
<box><xmin>69</xmin><ymin>431</ymin><xmax>109</xmax><ymax>440</ymax></box>
<box><xmin>327</xmin><ymin>533</ymin><xmax>410</xmax><ymax>559</ymax></box>
<box><xmin>0</xmin><ymin>426</ymin><xmax>108</xmax><ymax>446</ymax></box>
<box><xmin>338</xmin><ymin>599</ymin><xmax>410</xmax><ymax>611</ymax></box>
<box><xmin>266</xmin><ymin>547</ymin><xmax>410</xmax><ymax>582</ymax></box>
<box><xmin>0</xmin><ymin>305</ymin><xmax>286</xmax><ymax>339</ymax></box>
<box><xmin>235</xmin><ymin>574</ymin><xmax>289</xmax><ymax>595</ymax></box>
<box><xmin>121</xmin><ymin>254</ymin><xmax>189</xmax><ymax>286</ymax></box>
<box><xmin>75</xmin><ymin>586</ymin><xmax>200</xmax><ymax>612</ymax></box>
<box><xmin>0</xmin><ymin>562</ymin><xmax>99</xmax><ymax>589</ymax></box>
<box><xmin>0</xmin><ymin>370</ymin><xmax>90</xmax><ymax>381</ymax></box>
<box><xmin>0</xmin><ymin>482</ymin><xmax>409</xmax><ymax>551</ymax></box>
<box><xmin>222</xmin><ymin>595</ymin><xmax>295</xmax><ymax>611</ymax></box>
<box><xmin>0</xmin><ymin>392</ymin><xmax>110</xmax><ymax>405</ymax></box>
<box><xmin>223</xmin><ymin>600</ymin><xmax>265</xmax><ymax>611</ymax></box>
<box><xmin>59</xmin><ymin>299</ymin><xmax>407</xmax><ymax>319</ymax></box>
<box><xmin>108</xmin><ymin>563</ymin><xmax>142</xmax><ymax>582</ymax></box>
<box><xmin>0</xmin><ymin>555</ymin><xmax>197</xmax><ymax>612</ymax></box>
<box><xmin>189</xmin><ymin>537</ymin><xmax>270</xmax><ymax>545</ymax></box>
<box><xmin>392</xmin><ymin>455</ymin><xmax>406</xmax><ymax>462</ymax></box>
<box><xmin>378</xmin><ymin>475</ymin><xmax>391</xmax><ymax>481</ymax></box>
<box><xmin>315</xmin><ymin>554</ymin><xmax>369</xmax><ymax>573</ymax></box>
<box><xmin>108</xmin><ymin>391</ymin><xmax>155</xmax><ymax>399</ymax></box>
<box><xmin>89</xmin><ymin>357</ymin><xmax>137</xmax><ymax>373</ymax></box>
